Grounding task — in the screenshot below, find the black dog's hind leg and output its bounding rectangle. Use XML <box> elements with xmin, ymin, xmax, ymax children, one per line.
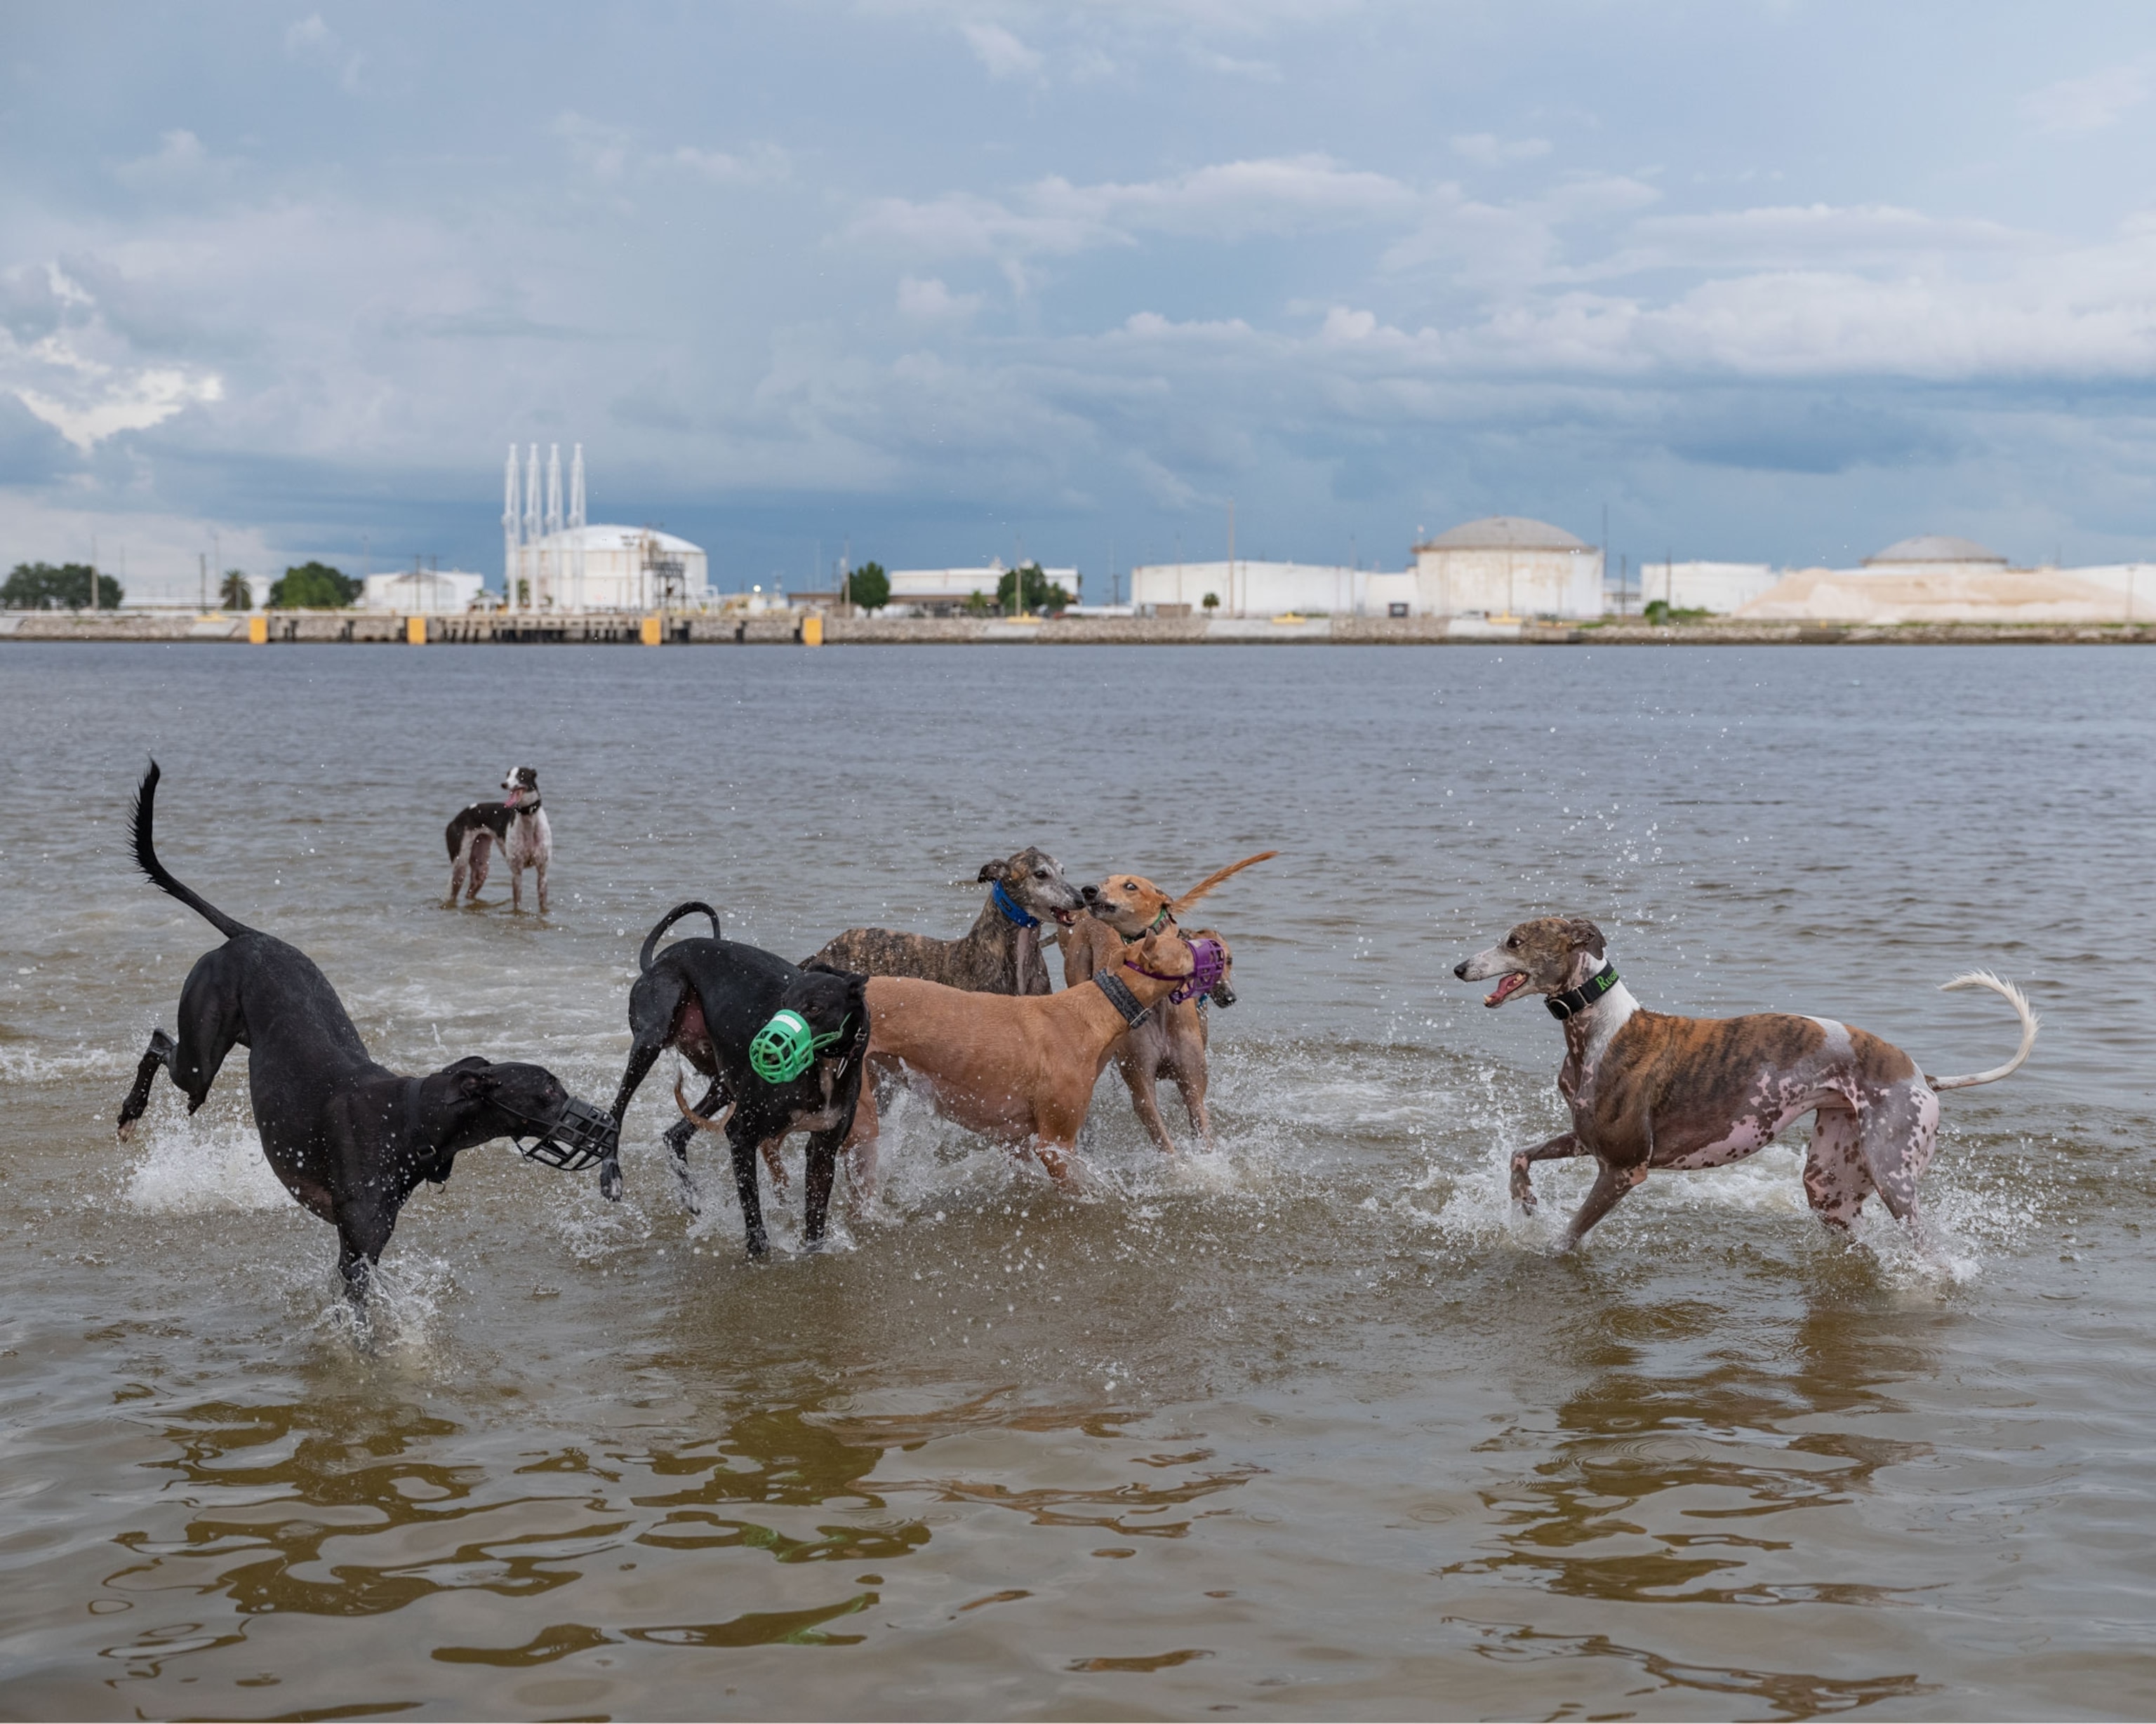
<box><xmin>116</xmin><ymin>1029</ymin><xmax>179</xmax><ymax>1138</ymax></box>
<box><xmin>662</xmin><ymin>1076</ymin><xmax>725</xmax><ymax>1217</ymax></box>
<box><xmin>600</xmin><ymin>1036</ymin><xmax>668</xmax><ymax>1203</ymax></box>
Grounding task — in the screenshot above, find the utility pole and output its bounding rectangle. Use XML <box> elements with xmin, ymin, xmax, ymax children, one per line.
<box><xmin>199</xmin><ymin>552</ymin><xmax>207</xmax><ymax>613</ymax></box>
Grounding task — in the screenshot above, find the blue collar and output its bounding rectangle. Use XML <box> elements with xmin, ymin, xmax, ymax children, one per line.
<box><xmin>990</xmin><ymin>879</ymin><xmax>1038</xmax><ymax>928</ymax></box>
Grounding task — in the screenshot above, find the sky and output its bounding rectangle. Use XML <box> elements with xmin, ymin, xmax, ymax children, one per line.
<box><xmin>8</xmin><ymin>1</ymin><xmax>2156</xmax><ymax>599</ymax></box>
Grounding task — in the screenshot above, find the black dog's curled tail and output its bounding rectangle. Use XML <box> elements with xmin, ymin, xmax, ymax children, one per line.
<box><xmin>131</xmin><ymin>760</ymin><xmax>253</xmax><ymax>940</ymax></box>
<box><xmin>639</xmin><ymin>901</ymin><xmax>723</xmax><ymax>971</ymax></box>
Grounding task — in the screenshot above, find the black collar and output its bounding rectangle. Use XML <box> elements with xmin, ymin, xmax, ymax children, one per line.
<box><xmin>1548</xmin><ymin>963</ymin><xmax>1621</xmax><ymax>1022</ymax></box>
<box><xmin>1093</xmin><ymin>970</ymin><xmax>1150</xmax><ymax>1026</ymax></box>
<box><xmin>506</xmin><ymin>797</ymin><xmax>542</xmax><ymax>817</ymax></box>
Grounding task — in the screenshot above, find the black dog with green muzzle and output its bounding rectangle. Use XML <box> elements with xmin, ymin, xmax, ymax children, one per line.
<box><xmin>602</xmin><ymin>902</ymin><xmax>871</xmax><ymax>1257</ymax></box>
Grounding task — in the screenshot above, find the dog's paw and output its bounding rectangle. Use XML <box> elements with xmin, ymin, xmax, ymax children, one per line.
<box><xmin>598</xmin><ymin>1160</ymin><xmax>624</xmax><ymax>1202</ymax></box>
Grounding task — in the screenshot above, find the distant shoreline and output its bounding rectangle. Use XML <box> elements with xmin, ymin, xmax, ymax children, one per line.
<box><xmin>4</xmin><ymin>611</ymin><xmax>2152</xmax><ymax>647</ymax></box>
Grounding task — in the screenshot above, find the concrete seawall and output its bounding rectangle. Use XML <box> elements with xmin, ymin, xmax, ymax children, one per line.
<box><xmin>5</xmin><ymin>611</ymin><xmax>2155</xmax><ymax>646</ymax></box>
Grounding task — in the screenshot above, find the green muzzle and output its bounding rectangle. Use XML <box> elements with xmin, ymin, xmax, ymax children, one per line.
<box><xmin>749</xmin><ymin>1009</ymin><xmax>847</xmax><ymax>1085</ymax></box>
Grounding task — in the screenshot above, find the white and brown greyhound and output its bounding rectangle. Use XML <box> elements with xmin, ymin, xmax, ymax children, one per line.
<box><xmin>1456</xmin><ymin>916</ymin><xmax>2037</xmax><ymax>1250</ymax></box>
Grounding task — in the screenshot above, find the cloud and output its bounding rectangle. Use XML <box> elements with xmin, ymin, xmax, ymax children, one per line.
<box><xmin>2021</xmin><ymin>65</ymin><xmax>2148</xmax><ymax>133</ymax></box>
<box><xmin>114</xmin><ymin>130</ymin><xmax>237</xmax><ymax>194</ymax></box>
<box><xmin>672</xmin><ymin>143</ymin><xmax>789</xmax><ymax>184</ymax></box>
<box><xmin>850</xmin><ymin>154</ymin><xmax>1418</xmax><ymax>258</ymax></box>
<box><xmin>0</xmin><ymin>265</ymin><xmax>221</xmax><ymax>451</ymax></box>
<box><xmin>283</xmin><ymin>13</ymin><xmax>365</xmax><ymax>91</ymax></box>
<box><xmin>1451</xmin><ymin>133</ymin><xmax>1552</xmax><ymax>166</ymax></box>
<box><xmin>959</xmin><ymin>19</ymin><xmax>1043</xmax><ymax>79</ymax></box>
<box><xmin>896</xmin><ymin>275</ymin><xmax>982</xmax><ymax>322</ymax></box>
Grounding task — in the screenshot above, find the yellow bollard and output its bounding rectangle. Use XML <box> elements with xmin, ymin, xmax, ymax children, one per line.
<box><xmin>406</xmin><ymin>615</ymin><xmax>427</xmax><ymax>645</ymax></box>
<box><xmin>641</xmin><ymin>614</ymin><xmax>663</xmax><ymax>646</ymax></box>
<box><xmin>248</xmin><ymin>615</ymin><xmax>268</xmax><ymax>645</ymax></box>
<box><xmin>801</xmin><ymin>614</ymin><xmax>824</xmax><ymax>646</ymax></box>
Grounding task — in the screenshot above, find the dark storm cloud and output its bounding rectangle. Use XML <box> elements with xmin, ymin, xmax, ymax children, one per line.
<box><xmin>8</xmin><ymin>1</ymin><xmax>2156</xmax><ymax>594</ymax></box>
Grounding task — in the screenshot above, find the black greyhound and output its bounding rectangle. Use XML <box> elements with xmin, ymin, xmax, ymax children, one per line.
<box><xmin>601</xmin><ymin>902</ymin><xmax>870</xmax><ymax>1257</ymax></box>
<box><xmin>116</xmin><ymin>761</ymin><xmax>606</xmax><ymax>1303</ymax></box>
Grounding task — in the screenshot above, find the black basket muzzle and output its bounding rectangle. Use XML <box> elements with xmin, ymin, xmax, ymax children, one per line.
<box><xmin>508</xmin><ymin>1095</ymin><xmax>618</xmax><ymax>1172</ymax></box>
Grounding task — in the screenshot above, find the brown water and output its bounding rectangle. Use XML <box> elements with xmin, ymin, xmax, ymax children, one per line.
<box><xmin>2</xmin><ymin>641</ymin><xmax>2152</xmax><ymax>1721</ymax></box>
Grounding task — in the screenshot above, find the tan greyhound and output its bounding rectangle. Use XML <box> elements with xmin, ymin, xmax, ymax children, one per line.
<box><xmin>844</xmin><ymin>926</ymin><xmax>1232</xmax><ymax>1192</ymax></box>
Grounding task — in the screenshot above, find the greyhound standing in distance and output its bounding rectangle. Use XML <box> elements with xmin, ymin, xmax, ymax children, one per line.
<box><xmin>1456</xmin><ymin>916</ymin><xmax>2038</xmax><ymax>1251</ymax></box>
<box><xmin>445</xmin><ymin>766</ymin><xmax>551</xmax><ymax>912</ymax></box>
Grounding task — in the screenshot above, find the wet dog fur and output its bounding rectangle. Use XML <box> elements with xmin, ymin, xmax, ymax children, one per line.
<box><xmin>1064</xmin><ymin>850</ymin><xmax>1272</xmax><ymax>1152</ymax></box>
<box><xmin>117</xmin><ymin>761</ymin><xmax>581</xmax><ymax>1304</ymax></box>
<box><xmin>844</xmin><ymin>927</ymin><xmax>1231</xmax><ymax>1192</ymax></box>
<box><xmin>1060</xmin><ymin>916</ymin><xmax>1235</xmax><ymax>1154</ymax></box>
<box><xmin>1456</xmin><ymin>915</ymin><xmax>2038</xmax><ymax>1251</ymax></box>
<box><xmin>601</xmin><ymin>902</ymin><xmax>870</xmax><ymax>1255</ymax></box>
<box><xmin>805</xmin><ymin>848</ymin><xmax>1084</xmax><ymax>996</ymax></box>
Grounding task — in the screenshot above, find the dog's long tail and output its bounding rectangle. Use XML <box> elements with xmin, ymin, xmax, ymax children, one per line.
<box><xmin>130</xmin><ymin>760</ymin><xmax>253</xmax><ymax>940</ymax></box>
<box><xmin>674</xmin><ymin>1074</ymin><xmax>732</xmax><ymax>1135</ymax></box>
<box><xmin>1925</xmin><ymin>970</ymin><xmax>2039</xmax><ymax>1090</ymax></box>
<box><xmin>1171</xmin><ymin>850</ymin><xmax>1278</xmax><ymax>916</ymax></box>
<box><xmin>639</xmin><ymin>901</ymin><xmax>723</xmax><ymax>971</ymax></box>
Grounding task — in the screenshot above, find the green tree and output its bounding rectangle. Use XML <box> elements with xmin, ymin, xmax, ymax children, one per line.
<box><xmin>1</xmin><ymin>561</ymin><xmax>122</xmax><ymax>610</ymax></box>
<box><xmin>995</xmin><ymin>562</ymin><xmax>1072</xmax><ymax>615</ymax></box>
<box><xmin>846</xmin><ymin>560</ymin><xmax>890</xmax><ymax>611</ymax></box>
<box><xmin>219</xmin><ymin>569</ymin><xmax>253</xmax><ymax>610</ymax></box>
<box><xmin>267</xmin><ymin>561</ymin><xmax>359</xmax><ymax>609</ymax></box>
<box><xmin>963</xmin><ymin>587</ymin><xmax>994</xmax><ymax>615</ymax></box>
<box><xmin>1202</xmin><ymin>591</ymin><xmax>1220</xmax><ymax>613</ymax></box>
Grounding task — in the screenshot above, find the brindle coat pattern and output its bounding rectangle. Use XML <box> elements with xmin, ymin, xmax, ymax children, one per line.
<box><xmin>805</xmin><ymin>848</ymin><xmax>1083</xmax><ymax>996</ymax></box>
<box><xmin>1456</xmin><ymin>916</ymin><xmax>1999</xmax><ymax>1250</ymax></box>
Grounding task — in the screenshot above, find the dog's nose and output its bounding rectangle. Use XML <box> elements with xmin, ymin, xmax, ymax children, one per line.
<box><xmin>1453</xmin><ymin>960</ymin><xmax>1470</xmax><ymax>980</ymax></box>
<box><xmin>1080</xmin><ymin>883</ymin><xmax>1100</xmax><ymax>904</ymax></box>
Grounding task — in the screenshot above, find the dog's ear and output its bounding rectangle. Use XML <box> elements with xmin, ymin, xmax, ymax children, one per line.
<box><xmin>1561</xmin><ymin>918</ymin><xmax>1606</xmax><ymax>958</ymax></box>
<box><xmin>977</xmin><ymin>860</ymin><xmax>1004</xmax><ymax>884</ymax></box>
<box><xmin>455</xmin><ymin>1065</ymin><xmax>500</xmax><ymax>1099</ymax></box>
<box><xmin>444</xmin><ymin>1054</ymin><xmax>489</xmax><ymax>1074</ymax></box>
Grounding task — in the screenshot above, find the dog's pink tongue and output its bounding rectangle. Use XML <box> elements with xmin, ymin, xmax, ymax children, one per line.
<box><xmin>1484</xmin><ymin>973</ymin><xmax>1526</xmax><ymax>1008</ymax></box>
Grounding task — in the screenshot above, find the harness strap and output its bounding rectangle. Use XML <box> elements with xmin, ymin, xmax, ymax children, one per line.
<box><xmin>1093</xmin><ymin>970</ymin><xmax>1149</xmax><ymax>1027</ymax></box>
<box><xmin>1548</xmin><ymin>963</ymin><xmax>1621</xmax><ymax>1022</ymax></box>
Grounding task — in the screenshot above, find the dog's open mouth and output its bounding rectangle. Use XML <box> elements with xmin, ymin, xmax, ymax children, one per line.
<box><xmin>1484</xmin><ymin>972</ymin><xmax>1529</xmax><ymax>1008</ymax></box>
<box><xmin>1053</xmin><ymin>909</ymin><xmax>1077</xmax><ymax>927</ymax></box>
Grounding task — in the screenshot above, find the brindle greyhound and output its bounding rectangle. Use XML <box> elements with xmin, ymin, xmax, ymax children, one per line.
<box><xmin>1456</xmin><ymin>916</ymin><xmax>2037</xmax><ymax>1250</ymax></box>
<box><xmin>805</xmin><ymin>848</ymin><xmax>1084</xmax><ymax>997</ymax></box>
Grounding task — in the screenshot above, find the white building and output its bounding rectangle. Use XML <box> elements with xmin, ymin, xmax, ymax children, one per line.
<box><xmin>1129</xmin><ymin>560</ymin><xmax>1368</xmax><ymax>617</ymax></box>
<box><xmin>1631</xmin><ymin>561</ymin><xmax>1778</xmax><ymax>614</ymax></box>
<box><xmin>501</xmin><ymin>443</ymin><xmax>710</xmax><ymax>610</ymax></box>
<box><xmin>1740</xmin><ymin>534</ymin><xmax>2156</xmax><ymax>624</ymax></box>
<box><xmin>361</xmin><ymin>568</ymin><xmax>488</xmax><ymax>613</ymax></box>
<box><xmin>887</xmin><ymin>562</ymin><xmax>1079</xmax><ymax>615</ymax></box>
<box><xmin>1408</xmin><ymin>516</ymin><xmax>1604</xmax><ymax>619</ymax></box>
